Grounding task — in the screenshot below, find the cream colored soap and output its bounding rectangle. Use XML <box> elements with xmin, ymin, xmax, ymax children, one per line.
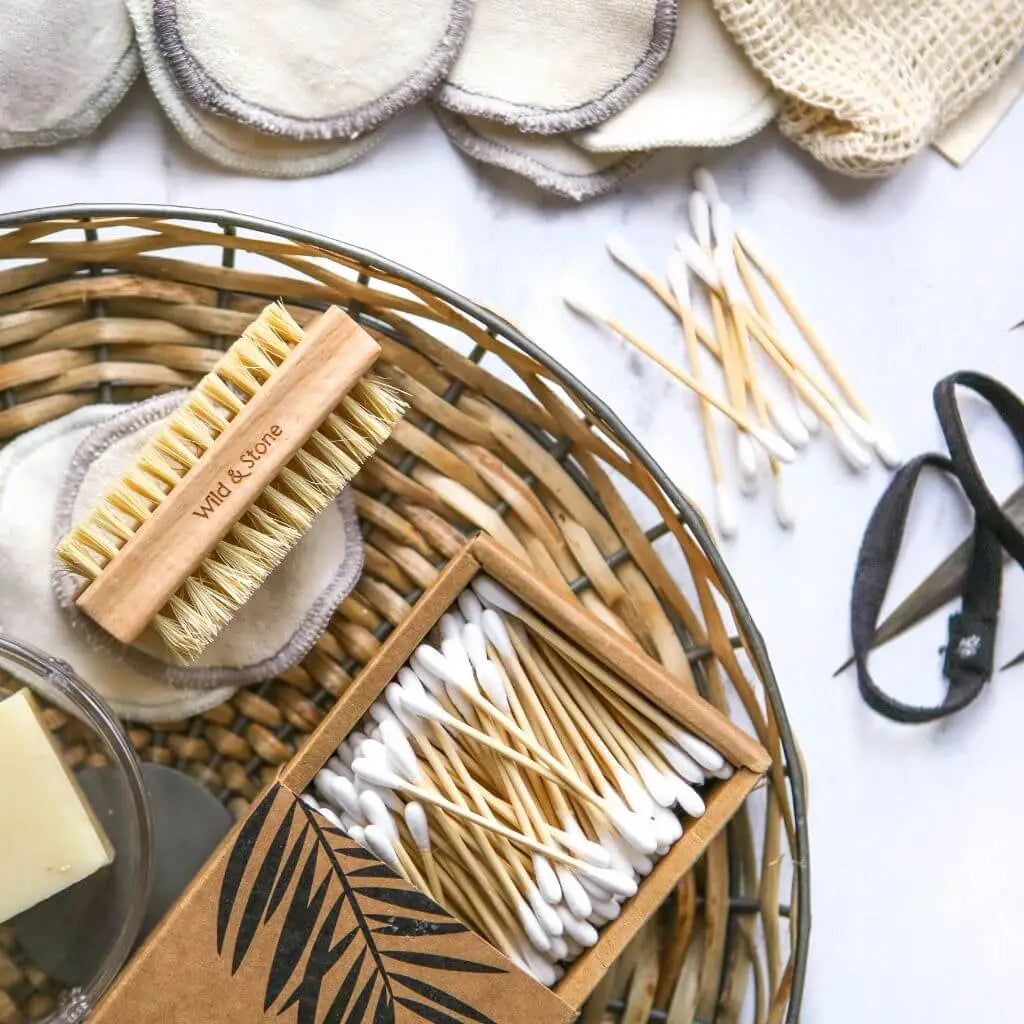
<box><xmin>0</xmin><ymin>689</ymin><xmax>114</xmax><ymax>924</ymax></box>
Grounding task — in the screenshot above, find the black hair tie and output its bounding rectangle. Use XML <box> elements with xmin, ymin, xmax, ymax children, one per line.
<box><xmin>850</xmin><ymin>371</ymin><xmax>1024</xmax><ymax>723</ymax></box>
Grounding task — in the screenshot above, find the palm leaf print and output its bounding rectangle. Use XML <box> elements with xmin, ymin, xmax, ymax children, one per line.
<box><xmin>216</xmin><ymin>785</ymin><xmax>506</xmax><ymax>1024</ymax></box>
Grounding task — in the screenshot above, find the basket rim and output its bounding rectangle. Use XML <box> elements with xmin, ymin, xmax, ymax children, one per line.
<box><xmin>0</xmin><ymin>202</ymin><xmax>810</xmax><ymax>1019</ymax></box>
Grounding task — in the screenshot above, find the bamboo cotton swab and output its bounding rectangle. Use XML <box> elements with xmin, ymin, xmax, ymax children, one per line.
<box><xmin>562</xmin><ymin>290</ymin><xmax>796</xmax><ymax>464</ymax></box>
<box><xmin>306</xmin><ymin>576</ymin><xmax>735</xmax><ymax>986</ymax></box>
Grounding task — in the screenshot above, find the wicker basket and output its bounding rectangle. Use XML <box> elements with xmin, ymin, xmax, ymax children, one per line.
<box><xmin>0</xmin><ymin>206</ymin><xmax>808</xmax><ymax>1024</ymax></box>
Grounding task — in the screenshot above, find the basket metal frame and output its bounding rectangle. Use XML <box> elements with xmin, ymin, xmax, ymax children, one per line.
<box><xmin>0</xmin><ymin>204</ymin><xmax>810</xmax><ymax>1021</ymax></box>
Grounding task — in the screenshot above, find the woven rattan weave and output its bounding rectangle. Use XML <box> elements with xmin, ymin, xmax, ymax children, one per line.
<box><xmin>0</xmin><ymin>206</ymin><xmax>808</xmax><ymax>1024</ymax></box>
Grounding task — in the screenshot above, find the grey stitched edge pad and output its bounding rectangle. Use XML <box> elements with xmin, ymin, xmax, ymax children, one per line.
<box><xmin>436</xmin><ymin>0</ymin><xmax>678</xmax><ymax>134</ymax></box>
<box><xmin>153</xmin><ymin>0</ymin><xmax>474</xmax><ymax>141</ymax></box>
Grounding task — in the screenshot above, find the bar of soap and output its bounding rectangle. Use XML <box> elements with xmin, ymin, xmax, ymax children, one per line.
<box><xmin>0</xmin><ymin>689</ymin><xmax>114</xmax><ymax>925</ymax></box>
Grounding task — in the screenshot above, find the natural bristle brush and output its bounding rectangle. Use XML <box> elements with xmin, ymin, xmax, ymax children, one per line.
<box><xmin>56</xmin><ymin>302</ymin><xmax>407</xmax><ymax>661</ymax></box>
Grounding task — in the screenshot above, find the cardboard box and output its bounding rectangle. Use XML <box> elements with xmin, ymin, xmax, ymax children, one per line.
<box><xmin>91</xmin><ymin>536</ymin><xmax>769</xmax><ymax>1024</ymax></box>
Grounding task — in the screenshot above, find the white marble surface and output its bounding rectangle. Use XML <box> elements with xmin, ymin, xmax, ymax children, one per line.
<box><xmin>3</xmin><ymin>82</ymin><xmax>1024</xmax><ymax>1021</ymax></box>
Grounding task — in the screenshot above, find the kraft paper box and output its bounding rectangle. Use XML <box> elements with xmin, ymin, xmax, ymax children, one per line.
<box><xmin>91</xmin><ymin>535</ymin><xmax>769</xmax><ymax>1024</ymax></box>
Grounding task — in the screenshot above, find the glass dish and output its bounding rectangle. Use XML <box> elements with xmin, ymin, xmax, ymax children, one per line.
<box><xmin>0</xmin><ymin>634</ymin><xmax>153</xmax><ymax>1024</ymax></box>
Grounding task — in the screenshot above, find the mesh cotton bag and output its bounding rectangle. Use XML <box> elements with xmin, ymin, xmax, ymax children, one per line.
<box><xmin>712</xmin><ymin>0</ymin><xmax>1024</xmax><ymax>175</ymax></box>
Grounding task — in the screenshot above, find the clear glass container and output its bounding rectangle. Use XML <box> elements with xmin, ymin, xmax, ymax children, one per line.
<box><xmin>0</xmin><ymin>634</ymin><xmax>153</xmax><ymax>1024</ymax></box>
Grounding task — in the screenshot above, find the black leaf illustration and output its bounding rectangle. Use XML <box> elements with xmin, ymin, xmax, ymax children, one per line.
<box><xmin>348</xmin><ymin>865</ymin><xmax>402</xmax><ymax>880</ymax></box>
<box><xmin>368</xmin><ymin>916</ymin><xmax>468</xmax><ymax>938</ymax></box>
<box><xmin>353</xmin><ymin>887</ymin><xmax>449</xmax><ymax>916</ymax></box>
<box><xmin>266</xmin><ymin>821</ymin><xmax>308</xmax><ymax>923</ymax></box>
<box><xmin>234</xmin><ymin>803</ymin><xmax>298</xmax><ymax>972</ymax></box>
<box><xmin>322</xmin><ymin>947</ymin><xmax>367</xmax><ymax>1024</ymax></box>
<box><xmin>394</xmin><ymin>997</ymin><xmax>463</xmax><ymax>1024</ymax></box>
<box><xmin>263</xmin><ymin>847</ymin><xmax>331</xmax><ymax>998</ymax></box>
<box><xmin>379</xmin><ymin>951</ymin><xmax>505</xmax><ymax>975</ymax></box>
<box><xmin>217</xmin><ymin>783</ymin><xmax>278</xmax><ymax>954</ymax></box>
<box><xmin>391</xmin><ymin>973</ymin><xmax>497</xmax><ymax>1024</ymax></box>
<box><xmin>373</xmin><ymin>988</ymin><xmax>394</xmax><ymax>1024</ymax></box>
<box><xmin>217</xmin><ymin>787</ymin><xmax>507</xmax><ymax>1024</ymax></box>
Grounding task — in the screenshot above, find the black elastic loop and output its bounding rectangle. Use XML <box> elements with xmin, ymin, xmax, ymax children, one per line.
<box><xmin>934</xmin><ymin>371</ymin><xmax>1024</xmax><ymax>567</ymax></box>
<box><xmin>850</xmin><ymin>370</ymin><xmax>1024</xmax><ymax>724</ymax></box>
<box><xmin>851</xmin><ymin>455</ymin><xmax>998</xmax><ymax>723</ymax></box>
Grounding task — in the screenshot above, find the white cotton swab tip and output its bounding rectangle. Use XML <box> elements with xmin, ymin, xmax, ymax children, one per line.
<box><xmin>359</xmin><ymin>790</ymin><xmax>398</xmax><ymax>840</ymax></box>
<box><xmin>378</xmin><ymin>717</ymin><xmax>421</xmax><ymax>782</ymax></box>
<box><xmin>317</xmin><ymin>805</ymin><xmax>343</xmax><ymax>830</ymax></box>
<box><xmin>473</xmin><ymin>577</ymin><xmax>525</xmax><ymax>617</ymax></box>
<box><xmin>362</xmin><ymin>825</ymin><xmax>400</xmax><ymax>871</ymax></box>
<box><xmin>615</xmin><ymin>767</ymin><xmax>657</xmax><ymax>816</ymax></box>
<box><xmin>480</xmin><ymin>609</ymin><xmax>516</xmax><ymax>662</ymax></box>
<box><xmin>563</xmin><ymin>288</ymin><xmax>608</xmax><ymax>325</ymax></box>
<box><xmin>516</xmin><ymin>900</ymin><xmax>552</xmax><ymax>954</ymax></box>
<box><xmin>750</xmin><ymin>424</ymin><xmax>797</xmax><ymax>464</ymax></box>
<box><xmin>456</xmin><ymin>589</ymin><xmax>484</xmax><ymax>624</ymax></box>
<box><xmin>396</xmin><ymin>687</ymin><xmax>448</xmax><ymax>726</ymax></box>
<box><xmin>583</xmin><ymin>866</ymin><xmax>638</xmax><ymax>900</ymax></box>
<box><xmin>546</xmin><ymin>936</ymin><xmax>570</xmax><ymax>963</ymax></box>
<box><xmin>652</xmin><ymin>805</ymin><xmax>684</xmax><ymax>845</ymax></box>
<box><xmin>676</xmin><ymin>233</ymin><xmax>721</xmax><ymax>291</ymax></box>
<box><xmin>605</xmin><ymin>232</ymin><xmax>647</xmax><ymax>279</ymax></box>
<box><xmin>797</xmin><ymin>399</ymin><xmax>821</xmax><ymax>434</ymax></box>
<box><xmin>553</xmin><ymin>826</ymin><xmax>613</xmax><ymax>868</ymax></box>
<box><xmin>871</xmin><ymin>422</ymin><xmax>901</xmax><ymax>468</ymax></box>
<box><xmin>635</xmin><ymin>754</ymin><xmax>677</xmax><ymax>809</ymax></box>
<box><xmin>404</xmin><ymin>802</ymin><xmax>431</xmax><ymax>851</ymax></box>
<box><xmin>608</xmin><ymin>805</ymin><xmax>658</xmax><ymax>855</ymax></box>
<box><xmin>557</xmin><ymin>905</ymin><xmax>599</xmax><ymax>947</ymax></box>
<box><xmin>352</xmin><ymin>756</ymin><xmax>405</xmax><ymax>793</ymax></box>
<box><xmin>333</xmin><ymin>777</ymin><xmax>366</xmax><ymax>821</ymax></box>
<box><xmin>714</xmin><ymin>483</ymin><xmax>738</xmax><ymax>540</ymax></box>
<box><xmin>768</xmin><ymin>398</ymin><xmax>810</xmax><ymax>448</ymax></box>
<box><xmin>313</xmin><ymin>768</ymin><xmax>340</xmax><ymax>804</ymax></box>
<box><xmin>835</xmin><ymin>403</ymin><xmax>876</xmax><ymax>446</ymax></box>
<box><xmin>693</xmin><ymin>166</ymin><xmax>722</xmax><ymax>206</ymax></box>
<box><xmin>688</xmin><ymin>192</ymin><xmax>712</xmax><ymax>249</ymax></box>
<box><xmin>461</xmin><ymin>621</ymin><xmax>488</xmax><ymax>670</ymax></box>
<box><xmin>589</xmin><ymin>898</ymin><xmax>622</xmax><ymax>924</ymax></box>
<box><xmin>710</xmin><ymin>202</ymin><xmax>735</xmax><ymax>251</ymax></box>
<box><xmin>665</xmin><ymin>250</ymin><xmax>691</xmax><ymax>309</ymax></box>
<box><xmin>555</xmin><ymin>866</ymin><xmax>592</xmax><ymax>919</ymax></box>
<box><xmin>672</xmin><ymin>728</ymin><xmax>727</xmax><ymax>774</ymax></box>
<box><xmin>833</xmin><ymin>421</ymin><xmax>873</xmax><ymax>472</ymax></box>
<box><xmin>476</xmin><ymin>660</ymin><xmax>511</xmax><ymax>713</ymax></box>
<box><xmin>527</xmin><ymin>884</ymin><xmax>564</xmax><ymax>937</ymax></box>
<box><xmin>737</xmin><ymin>433</ymin><xmax>760</xmax><ymax>493</ymax></box>
<box><xmin>348</xmin><ymin>823</ymin><xmax>366</xmax><ymax>847</ymax></box>
<box><xmin>439</xmin><ymin>612</ymin><xmax>465</xmax><ymax>642</ymax></box>
<box><xmin>532</xmin><ymin>854</ymin><xmax>563</xmax><ymax>904</ymax></box>
<box><xmin>772</xmin><ymin>473</ymin><xmax>795</xmax><ymax>530</ymax></box>
<box><xmin>673</xmin><ymin>778</ymin><xmax>706</xmax><ymax>818</ymax></box>
<box><xmin>656</xmin><ymin>738</ymin><xmax>706</xmax><ymax>785</ymax></box>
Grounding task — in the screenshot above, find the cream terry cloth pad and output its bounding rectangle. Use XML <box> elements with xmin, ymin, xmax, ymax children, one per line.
<box><xmin>578</xmin><ymin>0</ymin><xmax>777</xmax><ymax>153</ymax></box>
<box><xmin>0</xmin><ymin>397</ymin><xmax>363</xmax><ymax>722</ymax></box>
<box><xmin>128</xmin><ymin>0</ymin><xmax>384</xmax><ymax>176</ymax></box>
<box><xmin>712</xmin><ymin>0</ymin><xmax>1024</xmax><ymax>175</ymax></box>
<box><xmin>0</xmin><ymin>0</ymin><xmax>138</xmax><ymax>149</ymax></box>
<box><xmin>153</xmin><ymin>0</ymin><xmax>473</xmax><ymax>141</ymax></box>
<box><xmin>435</xmin><ymin>107</ymin><xmax>650</xmax><ymax>201</ymax></box>
<box><xmin>439</xmin><ymin>0</ymin><xmax>678</xmax><ymax>133</ymax></box>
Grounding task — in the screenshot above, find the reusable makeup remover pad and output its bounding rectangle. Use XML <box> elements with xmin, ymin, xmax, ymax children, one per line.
<box><xmin>578</xmin><ymin>0</ymin><xmax>777</xmax><ymax>153</ymax></box>
<box><xmin>128</xmin><ymin>0</ymin><xmax>382</xmax><ymax>177</ymax></box>
<box><xmin>153</xmin><ymin>0</ymin><xmax>472</xmax><ymax>141</ymax></box>
<box><xmin>0</xmin><ymin>0</ymin><xmax>138</xmax><ymax>149</ymax></box>
<box><xmin>438</xmin><ymin>0</ymin><xmax>678</xmax><ymax>134</ymax></box>
<box><xmin>0</xmin><ymin>398</ymin><xmax>363</xmax><ymax>721</ymax></box>
<box><xmin>435</xmin><ymin>107</ymin><xmax>650</xmax><ymax>201</ymax></box>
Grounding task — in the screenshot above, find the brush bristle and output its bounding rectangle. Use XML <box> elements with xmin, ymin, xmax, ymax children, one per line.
<box><xmin>57</xmin><ymin>302</ymin><xmax>406</xmax><ymax>661</ymax></box>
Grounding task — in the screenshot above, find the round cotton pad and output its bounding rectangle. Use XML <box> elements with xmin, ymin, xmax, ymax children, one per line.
<box><xmin>0</xmin><ymin>0</ymin><xmax>138</xmax><ymax>149</ymax></box>
<box><xmin>153</xmin><ymin>0</ymin><xmax>472</xmax><ymax>140</ymax></box>
<box><xmin>128</xmin><ymin>0</ymin><xmax>384</xmax><ymax>178</ymax></box>
<box><xmin>577</xmin><ymin>0</ymin><xmax>778</xmax><ymax>153</ymax></box>
<box><xmin>438</xmin><ymin>0</ymin><xmax>677</xmax><ymax>134</ymax></box>
<box><xmin>0</xmin><ymin>397</ymin><xmax>363</xmax><ymax>721</ymax></box>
